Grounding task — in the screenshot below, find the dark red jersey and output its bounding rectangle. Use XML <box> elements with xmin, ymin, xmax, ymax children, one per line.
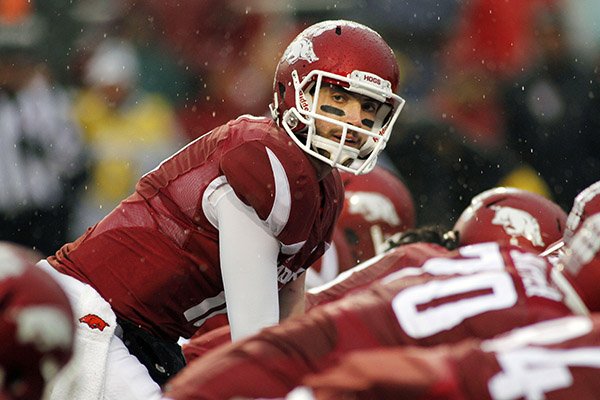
<box><xmin>0</xmin><ymin>242</ymin><xmax>74</xmax><ymax>400</ymax></box>
<box><xmin>306</xmin><ymin>242</ymin><xmax>450</xmax><ymax>308</ymax></box>
<box><xmin>183</xmin><ymin>242</ymin><xmax>449</xmax><ymax>362</ymax></box>
<box><xmin>48</xmin><ymin>116</ymin><xmax>344</xmax><ymax>341</ymax></box>
<box><xmin>163</xmin><ymin>242</ymin><xmax>585</xmax><ymax>400</ymax></box>
<box><xmin>302</xmin><ymin>314</ymin><xmax>600</xmax><ymax>400</ymax></box>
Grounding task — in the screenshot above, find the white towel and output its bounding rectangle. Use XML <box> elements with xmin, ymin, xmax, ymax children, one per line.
<box><xmin>38</xmin><ymin>260</ymin><xmax>117</xmax><ymax>400</ymax></box>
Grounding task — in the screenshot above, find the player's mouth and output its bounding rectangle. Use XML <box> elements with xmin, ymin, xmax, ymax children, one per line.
<box><xmin>333</xmin><ymin>132</ymin><xmax>362</xmax><ymax>148</ymax></box>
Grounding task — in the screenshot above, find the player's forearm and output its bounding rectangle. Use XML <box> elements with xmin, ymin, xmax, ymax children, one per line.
<box><xmin>213</xmin><ymin>184</ymin><xmax>280</xmax><ymax>341</ymax></box>
<box><xmin>280</xmin><ymin>273</ymin><xmax>306</xmax><ymax>320</ymax></box>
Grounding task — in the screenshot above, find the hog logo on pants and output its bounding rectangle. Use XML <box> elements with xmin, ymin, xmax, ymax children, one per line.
<box><xmin>79</xmin><ymin>314</ymin><xmax>110</xmax><ymax>331</ymax></box>
<box><xmin>347</xmin><ymin>191</ymin><xmax>400</xmax><ymax>226</ymax></box>
<box><xmin>490</xmin><ymin>205</ymin><xmax>545</xmax><ymax>248</ymax></box>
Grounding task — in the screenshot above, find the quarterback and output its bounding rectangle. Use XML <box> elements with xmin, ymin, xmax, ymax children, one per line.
<box><xmin>39</xmin><ymin>19</ymin><xmax>406</xmax><ymax>399</ymax></box>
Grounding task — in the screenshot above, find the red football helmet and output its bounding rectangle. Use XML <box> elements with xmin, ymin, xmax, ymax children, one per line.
<box><xmin>564</xmin><ymin>180</ymin><xmax>600</xmax><ymax>245</ymax></box>
<box><xmin>270</xmin><ymin>20</ymin><xmax>405</xmax><ymax>174</ymax></box>
<box><xmin>0</xmin><ymin>242</ymin><xmax>74</xmax><ymax>400</ymax></box>
<box><xmin>338</xmin><ymin>166</ymin><xmax>416</xmax><ymax>268</ymax></box>
<box><xmin>559</xmin><ymin>213</ymin><xmax>600</xmax><ymax>312</ymax></box>
<box><xmin>454</xmin><ymin>187</ymin><xmax>567</xmax><ymax>253</ymax></box>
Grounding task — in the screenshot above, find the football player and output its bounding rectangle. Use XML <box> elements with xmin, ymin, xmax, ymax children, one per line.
<box><xmin>306</xmin><ymin>165</ymin><xmax>416</xmax><ymax>288</ymax></box>
<box><xmin>290</xmin><ymin>314</ymin><xmax>600</xmax><ymax>400</ymax></box>
<box><xmin>162</xmin><ymin>241</ymin><xmax>587</xmax><ymax>400</ymax></box>
<box><xmin>292</xmin><ymin>213</ymin><xmax>600</xmax><ymax>400</ymax></box>
<box><xmin>38</xmin><ymin>20</ymin><xmax>406</xmax><ymax>398</ymax></box>
<box><xmin>0</xmin><ymin>242</ymin><xmax>74</xmax><ymax>400</ymax></box>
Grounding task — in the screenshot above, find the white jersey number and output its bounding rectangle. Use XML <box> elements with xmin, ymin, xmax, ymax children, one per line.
<box><xmin>485</xmin><ymin>316</ymin><xmax>600</xmax><ymax>400</ymax></box>
<box><xmin>390</xmin><ymin>242</ymin><xmax>517</xmax><ymax>338</ymax></box>
<box><xmin>490</xmin><ymin>347</ymin><xmax>600</xmax><ymax>400</ymax></box>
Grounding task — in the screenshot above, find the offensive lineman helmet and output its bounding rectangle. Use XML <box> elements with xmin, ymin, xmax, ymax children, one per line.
<box><xmin>454</xmin><ymin>187</ymin><xmax>567</xmax><ymax>253</ymax></box>
<box><xmin>541</xmin><ymin>180</ymin><xmax>600</xmax><ymax>258</ymax></box>
<box><xmin>270</xmin><ymin>20</ymin><xmax>405</xmax><ymax>174</ymax></box>
<box><xmin>559</xmin><ymin>213</ymin><xmax>600</xmax><ymax>312</ymax></box>
<box><xmin>338</xmin><ymin>166</ymin><xmax>416</xmax><ymax>266</ymax></box>
<box><xmin>564</xmin><ymin>180</ymin><xmax>600</xmax><ymax>245</ymax></box>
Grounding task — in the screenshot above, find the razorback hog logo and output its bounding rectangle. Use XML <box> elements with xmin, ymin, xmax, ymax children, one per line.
<box><xmin>79</xmin><ymin>314</ymin><xmax>109</xmax><ymax>331</ymax></box>
<box><xmin>490</xmin><ymin>205</ymin><xmax>545</xmax><ymax>248</ymax></box>
<box><xmin>284</xmin><ymin>37</ymin><xmax>319</xmax><ymax>64</ymax></box>
<box><xmin>347</xmin><ymin>191</ymin><xmax>400</xmax><ymax>226</ymax></box>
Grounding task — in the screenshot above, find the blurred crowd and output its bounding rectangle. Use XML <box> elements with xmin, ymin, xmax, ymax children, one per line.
<box><xmin>1</xmin><ymin>0</ymin><xmax>600</xmax><ymax>255</ymax></box>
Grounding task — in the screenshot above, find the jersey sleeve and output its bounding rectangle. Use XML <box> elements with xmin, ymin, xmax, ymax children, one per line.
<box><xmin>219</xmin><ymin>139</ymin><xmax>319</xmax><ymax>247</ymax></box>
<box><xmin>182</xmin><ymin>325</ymin><xmax>231</xmax><ymax>363</ymax></box>
<box><xmin>163</xmin><ymin>288</ymin><xmax>395</xmax><ymax>400</ymax></box>
<box><xmin>163</xmin><ymin>307</ymin><xmax>339</xmax><ymax>400</ymax></box>
<box><xmin>299</xmin><ymin>345</ymin><xmax>467</xmax><ymax>400</ymax></box>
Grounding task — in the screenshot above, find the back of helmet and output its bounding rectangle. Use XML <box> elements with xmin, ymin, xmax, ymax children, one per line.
<box><xmin>454</xmin><ymin>187</ymin><xmax>567</xmax><ymax>253</ymax></box>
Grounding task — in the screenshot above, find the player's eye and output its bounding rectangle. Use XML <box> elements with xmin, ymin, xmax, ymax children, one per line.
<box><xmin>362</xmin><ymin>101</ymin><xmax>380</xmax><ymax>114</ymax></box>
<box><xmin>331</xmin><ymin>93</ymin><xmax>347</xmax><ymax>103</ymax></box>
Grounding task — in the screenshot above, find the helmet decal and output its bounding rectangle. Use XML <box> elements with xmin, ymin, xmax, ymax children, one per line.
<box><xmin>0</xmin><ymin>245</ymin><xmax>25</xmax><ymax>278</ymax></box>
<box><xmin>16</xmin><ymin>306</ymin><xmax>73</xmax><ymax>351</ymax></box>
<box><xmin>490</xmin><ymin>205</ymin><xmax>545</xmax><ymax>248</ymax></box>
<box><xmin>347</xmin><ymin>191</ymin><xmax>401</xmax><ymax>226</ymax></box>
<box><xmin>455</xmin><ymin>187</ymin><xmax>566</xmax><ymax>253</ymax></box>
<box><xmin>336</xmin><ymin>167</ymin><xmax>415</xmax><ymax>266</ymax></box>
<box><xmin>284</xmin><ymin>37</ymin><xmax>319</xmax><ymax>64</ymax></box>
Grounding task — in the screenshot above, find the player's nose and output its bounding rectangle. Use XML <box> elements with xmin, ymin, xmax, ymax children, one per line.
<box><xmin>343</xmin><ymin>99</ymin><xmax>363</xmax><ymax>127</ymax></box>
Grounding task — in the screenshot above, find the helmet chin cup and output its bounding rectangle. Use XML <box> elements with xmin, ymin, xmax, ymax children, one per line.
<box><xmin>311</xmin><ymin>135</ymin><xmax>359</xmax><ymax>167</ymax></box>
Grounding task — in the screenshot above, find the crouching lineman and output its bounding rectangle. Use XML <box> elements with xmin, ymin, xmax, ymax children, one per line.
<box><xmin>289</xmin><ymin>211</ymin><xmax>600</xmax><ymax>400</ymax></box>
<box><xmin>162</xmin><ymin>237</ymin><xmax>587</xmax><ymax>400</ymax></box>
<box><xmin>289</xmin><ymin>314</ymin><xmax>600</xmax><ymax>400</ymax></box>
<box><xmin>0</xmin><ymin>242</ymin><xmax>74</xmax><ymax>400</ymax></box>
